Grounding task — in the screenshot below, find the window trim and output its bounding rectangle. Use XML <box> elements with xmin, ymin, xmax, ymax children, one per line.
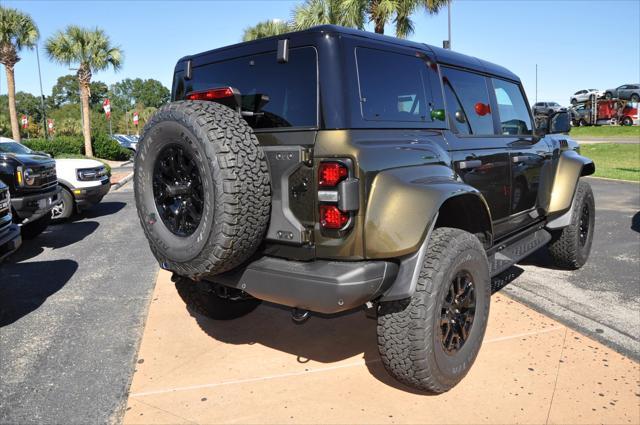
<box><xmin>355</xmin><ymin>46</ymin><xmax>432</xmax><ymax>123</ymax></box>
<box><xmin>439</xmin><ymin>65</ymin><xmax>499</xmax><ymax>137</ymax></box>
<box><xmin>489</xmin><ymin>76</ymin><xmax>535</xmax><ymax>138</ymax></box>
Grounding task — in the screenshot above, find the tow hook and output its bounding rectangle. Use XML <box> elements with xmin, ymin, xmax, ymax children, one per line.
<box><xmin>291</xmin><ymin>308</ymin><xmax>310</xmax><ymax>324</ymax></box>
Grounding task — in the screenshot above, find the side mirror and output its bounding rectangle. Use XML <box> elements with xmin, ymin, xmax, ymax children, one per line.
<box><xmin>549</xmin><ymin>111</ymin><xmax>571</xmax><ymax>134</ymax></box>
<box><xmin>536</xmin><ymin>111</ymin><xmax>571</xmax><ymax>136</ymax></box>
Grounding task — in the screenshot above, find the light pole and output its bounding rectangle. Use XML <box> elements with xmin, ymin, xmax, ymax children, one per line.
<box><xmin>535</xmin><ymin>64</ymin><xmax>538</xmax><ymax>105</ymax></box>
<box><xmin>443</xmin><ymin>1</ymin><xmax>452</xmax><ymax>49</ymax></box>
<box><xmin>35</xmin><ymin>44</ymin><xmax>48</xmax><ymax>140</ymax></box>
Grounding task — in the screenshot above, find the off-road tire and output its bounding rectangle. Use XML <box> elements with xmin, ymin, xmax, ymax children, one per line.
<box><xmin>51</xmin><ymin>187</ymin><xmax>74</xmax><ymax>222</ymax></box>
<box><xmin>548</xmin><ymin>180</ymin><xmax>595</xmax><ymax>269</ymax></box>
<box><xmin>377</xmin><ymin>227</ymin><xmax>491</xmax><ymax>393</ymax></box>
<box><xmin>135</xmin><ymin>101</ymin><xmax>270</xmax><ymax>278</ymax></box>
<box><xmin>20</xmin><ymin>213</ymin><xmax>51</xmax><ymax>239</ymax></box>
<box><xmin>175</xmin><ymin>277</ymin><xmax>261</xmax><ymax>320</ymax></box>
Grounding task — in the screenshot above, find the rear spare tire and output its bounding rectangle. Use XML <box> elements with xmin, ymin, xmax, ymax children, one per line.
<box><xmin>134</xmin><ymin>101</ymin><xmax>271</xmax><ymax>278</ymax></box>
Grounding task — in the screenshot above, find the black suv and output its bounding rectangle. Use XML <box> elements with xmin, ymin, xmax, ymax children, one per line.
<box><xmin>0</xmin><ymin>138</ymin><xmax>60</xmax><ymax>238</ymax></box>
<box><xmin>0</xmin><ymin>180</ymin><xmax>21</xmax><ymax>261</ymax></box>
<box><xmin>135</xmin><ymin>25</ymin><xmax>595</xmax><ymax>392</ymax></box>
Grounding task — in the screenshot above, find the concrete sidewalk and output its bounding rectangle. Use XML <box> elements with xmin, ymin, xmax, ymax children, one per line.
<box><xmin>123</xmin><ymin>271</ymin><xmax>639</xmax><ymax>424</ymax></box>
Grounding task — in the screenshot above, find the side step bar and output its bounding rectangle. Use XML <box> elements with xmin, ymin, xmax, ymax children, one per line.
<box><xmin>487</xmin><ymin>226</ymin><xmax>551</xmax><ymax>277</ymax></box>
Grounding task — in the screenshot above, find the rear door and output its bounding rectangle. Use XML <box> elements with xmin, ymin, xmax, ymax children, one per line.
<box><xmin>490</xmin><ymin>77</ymin><xmax>548</xmax><ymax>234</ymax></box>
<box><xmin>440</xmin><ymin>66</ymin><xmax>511</xmax><ymax>236</ymax></box>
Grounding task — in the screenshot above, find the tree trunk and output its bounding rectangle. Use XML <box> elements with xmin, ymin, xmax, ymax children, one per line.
<box><xmin>4</xmin><ymin>65</ymin><xmax>21</xmax><ymax>142</ymax></box>
<box><xmin>80</xmin><ymin>83</ymin><xmax>93</xmax><ymax>157</ymax></box>
<box><xmin>374</xmin><ymin>17</ymin><xmax>385</xmax><ymax>34</ymax></box>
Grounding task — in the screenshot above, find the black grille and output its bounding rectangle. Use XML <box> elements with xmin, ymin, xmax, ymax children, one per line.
<box><xmin>0</xmin><ymin>188</ymin><xmax>10</xmax><ymax>228</ymax></box>
<box><xmin>31</xmin><ymin>163</ymin><xmax>57</xmax><ymax>189</ymax></box>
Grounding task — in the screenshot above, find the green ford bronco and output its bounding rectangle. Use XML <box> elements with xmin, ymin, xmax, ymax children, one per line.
<box><xmin>135</xmin><ymin>25</ymin><xmax>595</xmax><ymax>392</ymax></box>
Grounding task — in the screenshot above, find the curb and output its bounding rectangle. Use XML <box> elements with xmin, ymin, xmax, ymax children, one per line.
<box><xmin>111</xmin><ymin>172</ymin><xmax>134</xmax><ymax>191</ymax></box>
<box><xmin>585</xmin><ymin>175</ymin><xmax>639</xmax><ymax>184</ymax></box>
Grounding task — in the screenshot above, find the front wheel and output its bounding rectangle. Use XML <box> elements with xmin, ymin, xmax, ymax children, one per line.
<box><xmin>548</xmin><ymin>180</ymin><xmax>595</xmax><ymax>269</ymax></box>
<box><xmin>51</xmin><ymin>188</ymin><xmax>74</xmax><ymax>222</ymax></box>
<box><xmin>571</xmin><ymin>98</ymin><xmax>577</xmax><ymax>105</ymax></box>
<box><xmin>604</xmin><ymin>92</ymin><xmax>613</xmax><ymax>100</ymax></box>
<box><xmin>621</xmin><ymin>116</ymin><xmax>633</xmax><ymax>126</ymax></box>
<box><xmin>631</xmin><ymin>94</ymin><xmax>640</xmax><ymax>103</ymax></box>
<box><xmin>175</xmin><ymin>277</ymin><xmax>261</xmax><ymax>320</ymax></box>
<box><xmin>377</xmin><ymin>227</ymin><xmax>490</xmax><ymax>393</ymax></box>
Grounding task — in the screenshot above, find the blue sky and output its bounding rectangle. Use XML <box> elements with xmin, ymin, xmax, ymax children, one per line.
<box><xmin>1</xmin><ymin>0</ymin><xmax>639</xmax><ymax>107</ymax></box>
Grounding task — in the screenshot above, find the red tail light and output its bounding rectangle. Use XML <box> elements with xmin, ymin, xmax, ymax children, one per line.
<box><xmin>318</xmin><ymin>162</ymin><xmax>348</xmax><ymax>187</ymax></box>
<box><xmin>186</xmin><ymin>87</ymin><xmax>234</xmax><ymax>101</ymax></box>
<box><xmin>319</xmin><ymin>205</ymin><xmax>349</xmax><ymax>229</ymax></box>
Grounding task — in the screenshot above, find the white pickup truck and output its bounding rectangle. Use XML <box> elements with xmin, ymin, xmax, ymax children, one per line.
<box><xmin>52</xmin><ymin>158</ymin><xmax>110</xmax><ymax>220</ymax></box>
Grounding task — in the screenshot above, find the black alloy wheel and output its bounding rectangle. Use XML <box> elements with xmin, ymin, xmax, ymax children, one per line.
<box><xmin>440</xmin><ymin>270</ymin><xmax>476</xmax><ymax>355</ymax></box>
<box><xmin>579</xmin><ymin>203</ymin><xmax>590</xmax><ymax>247</ymax></box>
<box><xmin>152</xmin><ymin>144</ymin><xmax>204</xmax><ymax>237</ymax></box>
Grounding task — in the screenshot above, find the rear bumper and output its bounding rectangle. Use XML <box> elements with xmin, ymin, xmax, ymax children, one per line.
<box><xmin>0</xmin><ymin>223</ymin><xmax>21</xmax><ymax>261</ymax></box>
<box><xmin>206</xmin><ymin>256</ymin><xmax>398</xmax><ymax>314</ymax></box>
<box><xmin>73</xmin><ymin>179</ymin><xmax>110</xmax><ymax>209</ymax></box>
<box><xmin>11</xmin><ymin>186</ymin><xmax>61</xmax><ymax>222</ymax></box>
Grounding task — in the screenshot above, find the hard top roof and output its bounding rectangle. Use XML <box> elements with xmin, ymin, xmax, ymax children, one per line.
<box><xmin>179</xmin><ymin>25</ymin><xmax>519</xmax><ymax>82</ymax></box>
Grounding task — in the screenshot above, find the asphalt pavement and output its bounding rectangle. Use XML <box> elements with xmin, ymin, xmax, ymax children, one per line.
<box><xmin>497</xmin><ymin>177</ymin><xmax>640</xmax><ymax>360</ymax></box>
<box><xmin>0</xmin><ymin>180</ymin><xmax>158</xmax><ymax>424</ymax></box>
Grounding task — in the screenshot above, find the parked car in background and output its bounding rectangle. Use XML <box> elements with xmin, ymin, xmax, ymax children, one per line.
<box><xmin>604</xmin><ymin>84</ymin><xmax>640</xmax><ymax>102</ymax></box>
<box><xmin>532</xmin><ymin>101</ymin><xmax>564</xmax><ymax>115</ymax></box>
<box><xmin>52</xmin><ymin>158</ymin><xmax>111</xmax><ymax>221</ymax></box>
<box><xmin>0</xmin><ymin>180</ymin><xmax>21</xmax><ymax>261</ymax></box>
<box><xmin>569</xmin><ymin>89</ymin><xmax>602</xmax><ymax>105</ymax></box>
<box><xmin>111</xmin><ymin>134</ymin><xmax>138</xmax><ymax>156</ymax></box>
<box><xmin>0</xmin><ymin>137</ymin><xmax>60</xmax><ymax>238</ymax></box>
<box><xmin>569</xmin><ymin>103</ymin><xmax>590</xmax><ymax>126</ymax></box>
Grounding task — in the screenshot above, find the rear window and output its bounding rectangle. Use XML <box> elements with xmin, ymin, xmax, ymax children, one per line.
<box><xmin>356</xmin><ymin>47</ymin><xmax>433</xmax><ymax>122</ymax></box>
<box><xmin>186</xmin><ymin>47</ymin><xmax>317</xmax><ymax>129</ymax></box>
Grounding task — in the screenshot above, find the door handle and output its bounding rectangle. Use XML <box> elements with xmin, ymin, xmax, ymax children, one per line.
<box><xmin>457</xmin><ymin>160</ymin><xmax>482</xmax><ymax>170</ymax></box>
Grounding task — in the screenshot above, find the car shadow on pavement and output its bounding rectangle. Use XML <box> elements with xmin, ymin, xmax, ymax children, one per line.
<box><xmin>631</xmin><ymin>211</ymin><xmax>640</xmax><ymax>233</ymax></box>
<box><xmin>181</xmin><ymin>291</ymin><xmax>447</xmax><ymax>395</ymax></box>
<box><xmin>8</xmin><ymin>221</ymin><xmax>99</xmax><ymax>263</ymax></box>
<box><xmin>76</xmin><ymin>201</ymin><xmax>126</xmax><ymax>220</ymax></box>
<box><xmin>0</xmin><ymin>259</ymin><xmax>78</xmax><ymax>327</ymax></box>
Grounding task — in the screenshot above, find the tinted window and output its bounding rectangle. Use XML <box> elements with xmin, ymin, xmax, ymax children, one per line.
<box><xmin>189</xmin><ymin>47</ymin><xmax>317</xmax><ymax>129</ymax></box>
<box><xmin>492</xmin><ymin>78</ymin><xmax>533</xmax><ymax>135</ymax></box>
<box><xmin>357</xmin><ymin>48</ymin><xmax>432</xmax><ymax>122</ymax></box>
<box><xmin>0</xmin><ymin>142</ymin><xmax>32</xmax><ymax>154</ymax></box>
<box><xmin>442</xmin><ymin>67</ymin><xmax>494</xmax><ymax>135</ymax></box>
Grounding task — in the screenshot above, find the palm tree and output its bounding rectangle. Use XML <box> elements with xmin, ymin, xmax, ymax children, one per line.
<box><xmin>292</xmin><ymin>0</ymin><xmax>449</xmax><ymax>38</ymax></box>
<box><xmin>392</xmin><ymin>0</ymin><xmax>450</xmax><ymax>38</ymax></box>
<box><xmin>292</xmin><ymin>0</ymin><xmax>365</xmax><ymax>31</ymax></box>
<box><xmin>45</xmin><ymin>26</ymin><xmax>122</xmax><ymax>157</ymax></box>
<box><xmin>0</xmin><ymin>6</ymin><xmax>39</xmax><ymax>142</ymax></box>
<box><xmin>242</xmin><ymin>20</ymin><xmax>291</xmax><ymax>42</ymax></box>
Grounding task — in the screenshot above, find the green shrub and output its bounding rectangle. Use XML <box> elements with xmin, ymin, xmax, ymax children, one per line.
<box><xmin>22</xmin><ymin>133</ymin><xmax>131</xmax><ymax>161</ymax></box>
<box><xmin>23</xmin><ymin>136</ymin><xmax>84</xmax><ymax>157</ymax></box>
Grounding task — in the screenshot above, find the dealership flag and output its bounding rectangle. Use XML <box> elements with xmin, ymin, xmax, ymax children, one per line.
<box><xmin>21</xmin><ymin>115</ymin><xmax>28</xmax><ymax>129</ymax></box>
<box><xmin>47</xmin><ymin>119</ymin><xmax>55</xmax><ymax>134</ymax></box>
<box><xmin>133</xmin><ymin>112</ymin><xmax>139</xmax><ymax>126</ymax></box>
<box><xmin>103</xmin><ymin>98</ymin><xmax>111</xmax><ymax>119</ymax></box>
